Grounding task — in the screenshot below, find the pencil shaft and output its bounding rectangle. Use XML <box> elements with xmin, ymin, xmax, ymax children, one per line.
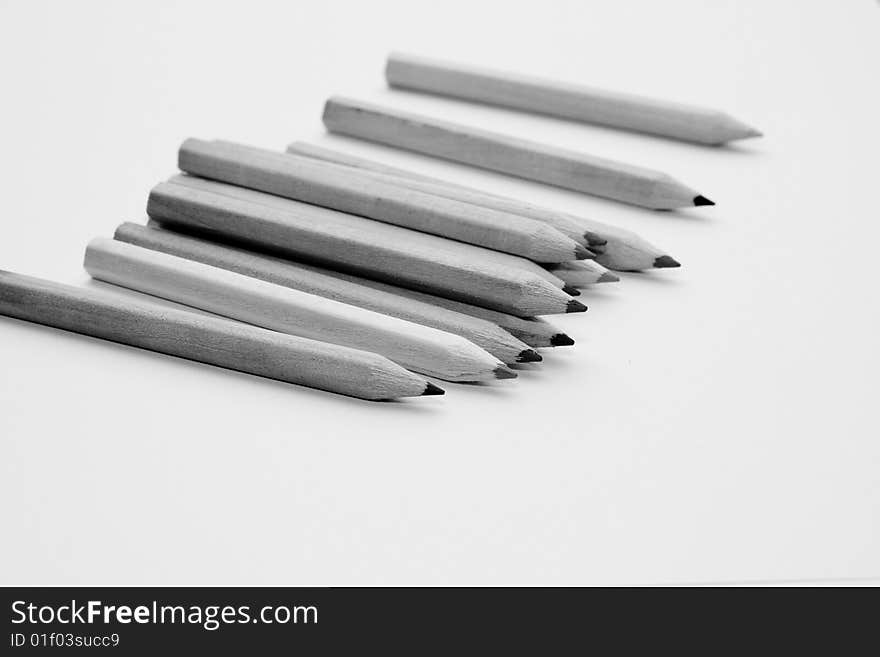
<box><xmin>285</xmin><ymin>142</ymin><xmax>675</xmax><ymax>271</ymax></box>
<box><xmin>170</xmin><ymin>172</ymin><xmax>564</xmax><ymax>290</ymax></box>
<box><xmin>0</xmin><ymin>270</ymin><xmax>433</xmax><ymax>400</ymax></box>
<box><xmin>113</xmin><ymin>222</ymin><xmax>534</xmax><ymax>365</ymax></box>
<box><xmin>322</xmin><ymin>97</ymin><xmax>706</xmax><ymax>209</ymax></box>
<box><xmin>146</xmin><ymin>181</ymin><xmax>576</xmax><ymax>316</ymax></box>
<box><xmin>386</xmin><ymin>52</ymin><xmax>761</xmax><ymax>145</ymax></box>
<box><xmin>178</xmin><ymin>139</ymin><xmax>585</xmax><ymax>262</ymax></box>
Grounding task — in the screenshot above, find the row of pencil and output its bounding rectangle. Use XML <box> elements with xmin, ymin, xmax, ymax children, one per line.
<box><xmin>0</xmin><ymin>53</ymin><xmax>758</xmax><ymax>400</ymax></box>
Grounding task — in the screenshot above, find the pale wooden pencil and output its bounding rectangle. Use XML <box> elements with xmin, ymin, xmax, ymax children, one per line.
<box><xmin>545</xmin><ymin>261</ymin><xmax>620</xmax><ymax>287</ymax></box>
<box><xmin>178</xmin><ymin>139</ymin><xmax>590</xmax><ymax>263</ymax></box>
<box><xmin>146</xmin><ymin>182</ymin><xmax>585</xmax><ymax>317</ymax></box>
<box><xmin>322</xmin><ymin>97</ymin><xmax>713</xmax><ymax>209</ymax></box>
<box><xmin>84</xmin><ymin>238</ymin><xmax>514</xmax><ymax>382</ymax></box>
<box><xmin>285</xmin><ymin>142</ymin><xmax>681</xmax><ymax>270</ymax></box>
<box><xmin>169</xmin><ymin>172</ymin><xmax>565</xmax><ymax>291</ymax></box>
<box><xmin>385</xmin><ymin>53</ymin><xmax>762</xmax><ymax>145</ymax></box>
<box><xmin>300</xmin><ymin>265</ymin><xmax>577</xmax><ymax>349</ymax></box>
<box><xmin>113</xmin><ymin>222</ymin><xmax>541</xmax><ymax>365</ymax></box>
<box><xmin>0</xmin><ymin>270</ymin><xmax>442</xmax><ymax>400</ymax></box>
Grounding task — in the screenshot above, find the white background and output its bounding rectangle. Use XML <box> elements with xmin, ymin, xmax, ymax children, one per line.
<box><xmin>1</xmin><ymin>1</ymin><xmax>877</xmax><ymax>585</ymax></box>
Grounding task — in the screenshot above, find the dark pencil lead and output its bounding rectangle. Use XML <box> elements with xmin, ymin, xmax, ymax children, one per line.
<box><xmin>562</xmin><ymin>284</ymin><xmax>581</xmax><ymax>296</ymax></box>
<box><xmin>566</xmin><ymin>299</ymin><xmax>588</xmax><ymax>313</ymax></box>
<box><xmin>573</xmin><ymin>244</ymin><xmax>595</xmax><ymax>260</ymax></box>
<box><xmin>516</xmin><ymin>349</ymin><xmax>543</xmax><ymax>363</ymax></box>
<box><xmin>550</xmin><ymin>333</ymin><xmax>575</xmax><ymax>347</ymax></box>
<box><xmin>494</xmin><ymin>365</ymin><xmax>518</xmax><ymax>380</ymax></box>
<box><xmin>584</xmin><ymin>232</ymin><xmax>608</xmax><ymax>247</ymax></box>
<box><xmin>653</xmin><ymin>255</ymin><xmax>681</xmax><ymax>269</ymax></box>
<box><xmin>597</xmin><ymin>272</ymin><xmax>620</xmax><ymax>283</ymax></box>
<box><xmin>693</xmin><ymin>195</ymin><xmax>715</xmax><ymax>206</ymax></box>
<box><xmin>422</xmin><ymin>382</ymin><xmax>445</xmax><ymax>396</ymax></box>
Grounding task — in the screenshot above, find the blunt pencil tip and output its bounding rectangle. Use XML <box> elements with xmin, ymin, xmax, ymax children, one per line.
<box><xmin>422</xmin><ymin>382</ymin><xmax>445</xmax><ymax>396</ymax></box>
<box><xmin>693</xmin><ymin>195</ymin><xmax>715</xmax><ymax>207</ymax></box>
<box><xmin>516</xmin><ymin>349</ymin><xmax>543</xmax><ymax>363</ymax></box>
<box><xmin>653</xmin><ymin>255</ymin><xmax>681</xmax><ymax>269</ymax></box>
<box><xmin>562</xmin><ymin>284</ymin><xmax>581</xmax><ymax>296</ymax></box>
<box><xmin>584</xmin><ymin>232</ymin><xmax>607</xmax><ymax>247</ymax></box>
<box><xmin>550</xmin><ymin>333</ymin><xmax>575</xmax><ymax>347</ymax></box>
<box><xmin>566</xmin><ymin>299</ymin><xmax>588</xmax><ymax>313</ymax></box>
<box><xmin>597</xmin><ymin>272</ymin><xmax>620</xmax><ymax>283</ymax></box>
<box><xmin>494</xmin><ymin>365</ymin><xmax>518</xmax><ymax>380</ymax></box>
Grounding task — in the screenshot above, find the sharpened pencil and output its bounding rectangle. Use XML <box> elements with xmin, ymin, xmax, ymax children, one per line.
<box><xmin>113</xmin><ymin>222</ymin><xmax>540</xmax><ymax>365</ymax></box>
<box><xmin>0</xmin><ymin>270</ymin><xmax>441</xmax><ymax>400</ymax></box>
<box><xmin>385</xmin><ymin>52</ymin><xmax>762</xmax><ymax>145</ymax></box>
<box><xmin>178</xmin><ymin>139</ymin><xmax>590</xmax><ymax>262</ymax></box>
<box><xmin>284</xmin><ymin>142</ymin><xmax>679</xmax><ymax>271</ymax></box>
<box><xmin>545</xmin><ymin>261</ymin><xmax>620</xmax><ymax>287</ymax></box>
<box><xmin>146</xmin><ymin>181</ymin><xmax>583</xmax><ymax>316</ymax></box>
<box><xmin>168</xmin><ymin>172</ymin><xmax>566</xmax><ymax>291</ymax></box>
<box><xmin>322</xmin><ymin>97</ymin><xmax>712</xmax><ymax>209</ymax></box>
<box><xmin>84</xmin><ymin>238</ymin><xmax>513</xmax><ymax>382</ymax></box>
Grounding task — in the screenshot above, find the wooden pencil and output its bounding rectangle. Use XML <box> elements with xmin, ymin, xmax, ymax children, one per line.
<box><xmin>327</xmin><ymin>271</ymin><xmax>578</xmax><ymax>349</ymax></box>
<box><xmin>84</xmin><ymin>238</ymin><xmax>513</xmax><ymax>382</ymax></box>
<box><xmin>146</xmin><ymin>181</ymin><xmax>585</xmax><ymax>317</ymax></box>
<box><xmin>0</xmin><ymin>269</ymin><xmax>442</xmax><ymax>400</ymax></box>
<box><xmin>113</xmin><ymin>222</ymin><xmax>541</xmax><ymax>365</ymax></box>
<box><xmin>385</xmin><ymin>52</ymin><xmax>762</xmax><ymax>145</ymax></box>
<box><xmin>545</xmin><ymin>261</ymin><xmax>620</xmax><ymax>287</ymax></box>
<box><xmin>169</xmin><ymin>172</ymin><xmax>565</xmax><ymax>291</ymax></box>
<box><xmin>322</xmin><ymin>97</ymin><xmax>713</xmax><ymax>209</ymax></box>
<box><xmin>139</xmin><ymin>218</ymin><xmax>571</xmax><ymax>350</ymax></box>
<box><xmin>178</xmin><ymin>138</ymin><xmax>590</xmax><ymax>263</ymax></box>
<box><xmin>284</xmin><ymin>142</ymin><xmax>681</xmax><ymax>270</ymax></box>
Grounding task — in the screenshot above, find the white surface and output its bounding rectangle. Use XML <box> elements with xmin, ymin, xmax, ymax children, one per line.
<box><xmin>1</xmin><ymin>0</ymin><xmax>877</xmax><ymax>585</ymax></box>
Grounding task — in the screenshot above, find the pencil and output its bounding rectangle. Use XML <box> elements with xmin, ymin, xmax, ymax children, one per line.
<box><xmin>84</xmin><ymin>238</ymin><xmax>513</xmax><ymax>382</ymax></box>
<box><xmin>113</xmin><ymin>222</ymin><xmax>541</xmax><ymax>365</ymax></box>
<box><xmin>178</xmin><ymin>138</ymin><xmax>590</xmax><ymax>263</ymax></box>
<box><xmin>0</xmin><ymin>270</ymin><xmax>442</xmax><ymax>401</ymax></box>
<box><xmin>545</xmin><ymin>261</ymin><xmax>620</xmax><ymax>287</ymax></box>
<box><xmin>385</xmin><ymin>52</ymin><xmax>762</xmax><ymax>145</ymax></box>
<box><xmin>284</xmin><ymin>142</ymin><xmax>680</xmax><ymax>270</ymax></box>
<box><xmin>322</xmin><ymin>97</ymin><xmax>713</xmax><ymax>209</ymax></box>
<box><xmin>146</xmin><ymin>182</ymin><xmax>585</xmax><ymax>317</ymax></box>
<box><xmin>168</xmin><ymin>172</ymin><xmax>566</xmax><ymax>291</ymax></box>
<box><xmin>295</xmin><ymin>264</ymin><xmax>576</xmax><ymax>349</ymax></box>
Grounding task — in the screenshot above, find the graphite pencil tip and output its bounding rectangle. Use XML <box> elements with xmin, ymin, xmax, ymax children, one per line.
<box><xmin>597</xmin><ymin>272</ymin><xmax>620</xmax><ymax>283</ymax></box>
<box><xmin>422</xmin><ymin>382</ymin><xmax>445</xmax><ymax>396</ymax></box>
<box><xmin>584</xmin><ymin>232</ymin><xmax>608</xmax><ymax>247</ymax></box>
<box><xmin>566</xmin><ymin>299</ymin><xmax>588</xmax><ymax>313</ymax></box>
<box><xmin>550</xmin><ymin>333</ymin><xmax>575</xmax><ymax>347</ymax></box>
<box><xmin>573</xmin><ymin>244</ymin><xmax>595</xmax><ymax>260</ymax></box>
<box><xmin>494</xmin><ymin>365</ymin><xmax>518</xmax><ymax>380</ymax></box>
<box><xmin>653</xmin><ymin>255</ymin><xmax>681</xmax><ymax>269</ymax></box>
<box><xmin>693</xmin><ymin>195</ymin><xmax>715</xmax><ymax>207</ymax></box>
<box><xmin>562</xmin><ymin>284</ymin><xmax>581</xmax><ymax>296</ymax></box>
<box><xmin>516</xmin><ymin>349</ymin><xmax>543</xmax><ymax>363</ymax></box>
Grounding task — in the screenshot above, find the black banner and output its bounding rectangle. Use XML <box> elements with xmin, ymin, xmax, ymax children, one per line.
<box><xmin>1</xmin><ymin>586</ymin><xmax>873</xmax><ymax>653</ymax></box>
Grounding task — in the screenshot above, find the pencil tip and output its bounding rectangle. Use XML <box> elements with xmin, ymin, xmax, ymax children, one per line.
<box><xmin>494</xmin><ymin>365</ymin><xmax>518</xmax><ymax>380</ymax></box>
<box><xmin>516</xmin><ymin>349</ymin><xmax>543</xmax><ymax>363</ymax></box>
<box><xmin>422</xmin><ymin>382</ymin><xmax>445</xmax><ymax>396</ymax></box>
<box><xmin>550</xmin><ymin>333</ymin><xmax>575</xmax><ymax>347</ymax></box>
<box><xmin>693</xmin><ymin>195</ymin><xmax>715</xmax><ymax>207</ymax></box>
<box><xmin>653</xmin><ymin>255</ymin><xmax>681</xmax><ymax>269</ymax></box>
<box><xmin>573</xmin><ymin>244</ymin><xmax>595</xmax><ymax>260</ymax></box>
<box><xmin>562</xmin><ymin>284</ymin><xmax>581</xmax><ymax>296</ymax></box>
<box><xmin>597</xmin><ymin>272</ymin><xmax>620</xmax><ymax>283</ymax></box>
<box><xmin>584</xmin><ymin>232</ymin><xmax>608</xmax><ymax>247</ymax></box>
<box><xmin>566</xmin><ymin>299</ymin><xmax>588</xmax><ymax>313</ymax></box>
